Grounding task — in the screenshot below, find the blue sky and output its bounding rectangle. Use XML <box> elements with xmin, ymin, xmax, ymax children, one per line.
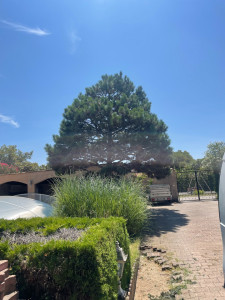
<box><xmin>0</xmin><ymin>0</ymin><xmax>225</xmax><ymax>165</ymax></box>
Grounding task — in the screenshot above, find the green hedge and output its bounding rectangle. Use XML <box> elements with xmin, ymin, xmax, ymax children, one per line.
<box><xmin>0</xmin><ymin>217</ymin><xmax>130</xmax><ymax>300</ymax></box>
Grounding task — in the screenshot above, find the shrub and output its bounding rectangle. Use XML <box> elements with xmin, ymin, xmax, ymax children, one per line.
<box><xmin>0</xmin><ymin>162</ymin><xmax>19</xmax><ymax>174</ymax></box>
<box><xmin>52</xmin><ymin>175</ymin><xmax>147</xmax><ymax>236</ymax></box>
<box><xmin>193</xmin><ymin>189</ymin><xmax>204</xmax><ymax>195</ymax></box>
<box><xmin>0</xmin><ymin>217</ymin><xmax>130</xmax><ymax>300</ymax></box>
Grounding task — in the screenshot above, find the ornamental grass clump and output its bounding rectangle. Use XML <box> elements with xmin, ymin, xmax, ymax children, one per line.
<box><xmin>53</xmin><ymin>175</ymin><xmax>147</xmax><ymax>235</ymax></box>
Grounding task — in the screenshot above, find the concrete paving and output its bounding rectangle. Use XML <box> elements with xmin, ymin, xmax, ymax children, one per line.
<box><xmin>142</xmin><ymin>199</ymin><xmax>225</xmax><ymax>300</ymax></box>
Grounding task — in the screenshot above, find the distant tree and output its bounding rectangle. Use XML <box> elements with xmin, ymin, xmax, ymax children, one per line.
<box><xmin>197</xmin><ymin>141</ymin><xmax>225</xmax><ymax>194</ymax></box>
<box><xmin>0</xmin><ymin>145</ymin><xmax>32</xmax><ymax>165</ymax></box>
<box><xmin>46</xmin><ymin>72</ymin><xmax>172</xmax><ymax>174</ymax></box>
<box><xmin>175</xmin><ymin>143</ymin><xmax>225</xmax><ymax>194</ymax></box>
<box><xmin>201</xmin><ymin>141</ymin><xmax>225</xmax><ymax>172</ymax></box>
<box><xmin>172</xmin><ymin>150</ymin><xmax>195</xmax><ymax>169</ymax></box>
<box><xmin>16</xmin><ymin>161</ymin><xmax>48</xmax><ymax>172</ymax></box>
<box><xmin>0</xmin><ymin>162</ymin><xmax>18</xmax><ymax>174</ymax></box>
<box><xmin>0</xmin><ymin>145</ymin><xmax>47</xmax><ymax>173</ymax></box>
<box><xmin>191</xmin><ymin>158</ymin><xmax>203</xmax><ymax>170</ymax></box>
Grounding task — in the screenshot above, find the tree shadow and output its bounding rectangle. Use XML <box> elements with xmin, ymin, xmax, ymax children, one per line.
<box><xmin>142</xmin><ymin>204</ymin><xmax>189</xmax><ymax>238</ymax></box>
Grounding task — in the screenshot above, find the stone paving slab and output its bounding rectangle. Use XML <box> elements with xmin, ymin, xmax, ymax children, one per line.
<box><xmin>143</xmin><ymin>200</ymin><xmax>225</xmax><ymax>300</ymax></box>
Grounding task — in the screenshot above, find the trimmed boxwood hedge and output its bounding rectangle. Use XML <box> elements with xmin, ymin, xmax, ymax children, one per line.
<box><xmin>0</xmin><ymin>217</ymin><xmax>131</xmax><ymax>300</ymax></box>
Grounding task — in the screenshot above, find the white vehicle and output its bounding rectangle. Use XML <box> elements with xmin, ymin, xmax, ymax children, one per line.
<box><xmin>149</xmin><ymin>184</ymin><xmax>172</xmax><ymax>204</ymax></box>
<box><xmin>0</xmin><ymin>196</ymin><xmax>53</xmax><ymax>220</ymax></box>
<box><xmin>219</xmin><ymin>153</ymin><xmax>225</xmax><ymax>285</ymax></box>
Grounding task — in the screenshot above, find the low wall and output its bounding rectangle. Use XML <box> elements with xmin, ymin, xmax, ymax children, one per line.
<box><xmin>0</xmin><ymin>260</ymin><xmax>18</xmax><ymax>300</ymax></box>
<box><xmin>0</xmin><ymin>170</ymin><xmax>57</xmax><ymax>194</ymax></box>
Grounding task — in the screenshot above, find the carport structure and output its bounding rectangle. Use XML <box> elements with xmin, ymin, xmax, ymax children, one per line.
<box><xmin>0</xmin><ymin>170</ymin><xmax>57</xmax><ymax>196</ymax></box>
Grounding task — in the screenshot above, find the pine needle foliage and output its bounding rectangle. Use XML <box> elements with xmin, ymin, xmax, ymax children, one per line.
<box><xmin>46</xmin><ymin>72</ymin><xmax>172</xmax><ymax>172</ymax></box>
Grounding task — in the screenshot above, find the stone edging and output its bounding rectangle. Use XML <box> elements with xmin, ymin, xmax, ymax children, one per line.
<box><xmin>0</xmin><ymin>260</ymin><xmax>19</xmax><ymax>300</ymax></box>
<box><xmin>125</xmin><ymin>256</ymin><xmax>140</xmax><ymax>300</ymax></box>
<box><xmin>134</xmin><ymin>244</ymin><xmax>195</xmax><ymax>299</ymax></box>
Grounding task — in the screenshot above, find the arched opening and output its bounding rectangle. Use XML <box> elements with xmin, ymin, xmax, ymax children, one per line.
<box><xmin>0</xmin><ymin>181</ymin><xmax>28</xmax><ymax>196</ymax></box>
<box><xmin>35</xmin><ymin>178</ymin><xmax>55</xmax><ymax>195</ymax></box>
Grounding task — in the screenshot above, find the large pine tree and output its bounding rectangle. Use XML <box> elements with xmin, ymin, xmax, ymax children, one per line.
<box><xmin>46</xmin><ymin>72</ymin><xmax>172</xmax><ymax>172</ymax></box>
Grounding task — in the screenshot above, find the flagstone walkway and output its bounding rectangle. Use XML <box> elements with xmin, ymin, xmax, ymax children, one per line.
<box><xmin>135</xmin><ymin>200</ymin><xmax>225</xmax><ymax>300</ymax></box>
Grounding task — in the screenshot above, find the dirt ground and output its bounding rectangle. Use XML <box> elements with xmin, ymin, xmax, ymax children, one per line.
<box><xmin>135</xmin><ymin>255</ymin><xmax>171</xmax><ymax>299</ymax></box>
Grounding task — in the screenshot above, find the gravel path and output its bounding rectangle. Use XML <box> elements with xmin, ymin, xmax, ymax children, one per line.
<box><xmin>1</xmin><ymin>228</ymin><xmax>85</xmax><ymax>244</ymax></box>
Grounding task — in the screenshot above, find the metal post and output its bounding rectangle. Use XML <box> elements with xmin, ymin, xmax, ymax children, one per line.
<box><xmin>195</xmin><ymin>171</ymin><xmax>200</xmax><ymax>201</ymax></box>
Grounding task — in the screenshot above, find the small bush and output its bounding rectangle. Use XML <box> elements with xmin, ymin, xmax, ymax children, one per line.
<box><xmin>0</xmin><ymin>217</ymin><xmax>130</xmax><ymax>300</ymax></box>
<box><xmin>53</xmin><ymin>175</ymin><xmax>147</xmax><ymax>236</ymax></box>
<box><xmin>193</xmin><ymin>189</ymin><xmax>204</xmax><ymax>195</ymax></box>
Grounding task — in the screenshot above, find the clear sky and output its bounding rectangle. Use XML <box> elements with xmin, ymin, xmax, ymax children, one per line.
<box><xmin>0</xmin><ymin>0</ymin><xmax>225</xmax><ymax>165</ymax></box>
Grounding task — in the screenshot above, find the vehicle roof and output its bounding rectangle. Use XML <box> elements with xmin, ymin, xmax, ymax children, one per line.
<box><xmin>0</xmin><ymin>196</ymin><xmax>53</xmax><ymax>220</ymax></box>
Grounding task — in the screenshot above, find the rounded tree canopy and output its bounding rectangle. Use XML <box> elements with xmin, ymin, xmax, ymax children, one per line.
<box><xmin>45</xmin><ymin>72</ymin><xmax>172</xmax><ymax>174</ymax></box>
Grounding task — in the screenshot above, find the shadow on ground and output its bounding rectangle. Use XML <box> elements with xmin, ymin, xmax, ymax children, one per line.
<box><xmin>142</xmin><ymin>204</ymin><xmax>189</xmax><ymax>238</ymax></box>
